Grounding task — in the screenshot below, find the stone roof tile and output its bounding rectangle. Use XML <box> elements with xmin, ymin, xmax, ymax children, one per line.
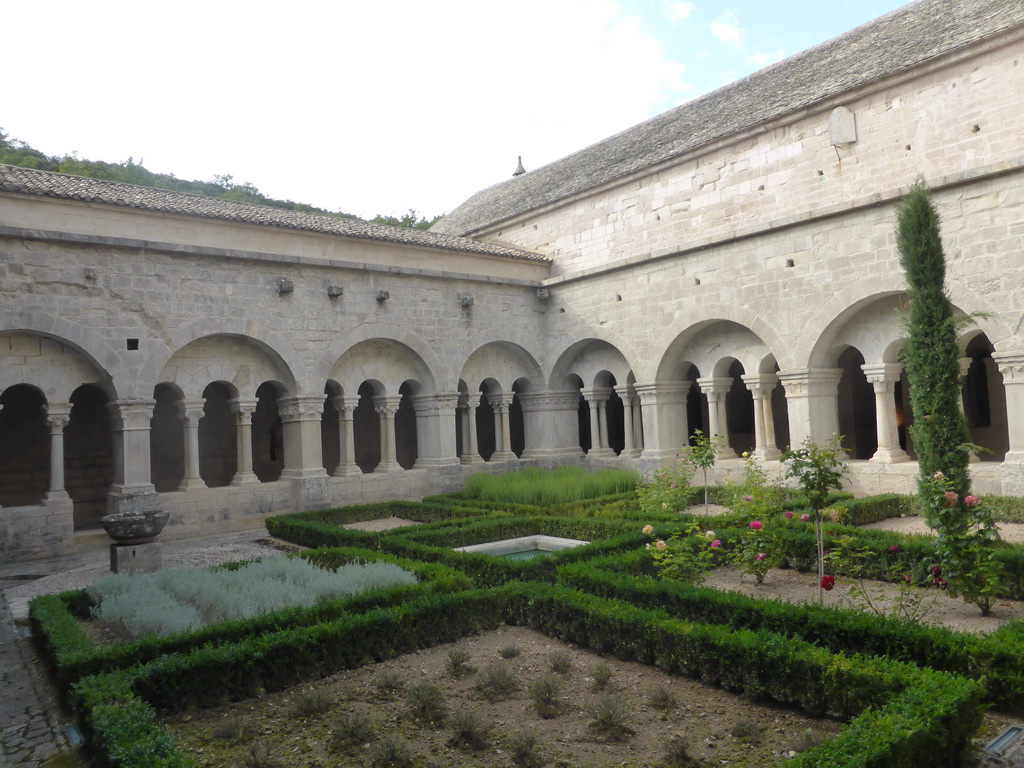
<box><xmin>0</xmin><ymin>164</ymin><xmax>550</xmax><ymax>264</ymax></box>
<box><xmin>433</xmin><ymin>0</ymin><xmax>1024</xmax><ymax>236</ymax></box>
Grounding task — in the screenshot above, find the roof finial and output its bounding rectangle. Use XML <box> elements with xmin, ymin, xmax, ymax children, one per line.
<box><xmin>513</xmin><ymin>156</ymin><xmax>526</xmax><ymax>177</ymax></box>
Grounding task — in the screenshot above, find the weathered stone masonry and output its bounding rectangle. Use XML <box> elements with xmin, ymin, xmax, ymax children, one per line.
<box><xmin>2</xmin><ymin>0</ymin><xmax>1023</xmax><ymax>561</ymax></box>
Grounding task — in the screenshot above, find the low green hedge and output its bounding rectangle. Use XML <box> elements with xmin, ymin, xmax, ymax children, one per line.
<box><xmin>30</xmin><ymin>548</ymin><xmax>472</xmax><ymax>692</ymax></box>
<box><xmin>557</xmin><ymin>555</ymin><xmax>1024</xmax><ymax>706</ymax></box>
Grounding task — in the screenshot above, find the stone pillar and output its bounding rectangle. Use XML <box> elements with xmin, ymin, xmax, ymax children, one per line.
<box><xmin>697</xmin><ymin>377</ymin><xmax>735</xmax><ymax>459</ymax></box>
<box><xmin>107</xmin><ymin>398</ymin><xmax>158</xmax><ymax>514</ymax></box>
<box><xmin>634</xmin><ymin>381</ymin><xmax>689</xmax><ymax>461</ymax></box>
<box><xmin>516</xmin><ymin>391</ymin><xmax>585</xmax><ymax>465</ymax></box>
<box><xmin>994</xmin><ymin>353</ymin><xmax>1024</xmax><ymax>494</ymax></box>
<box><xmin>861</xmin><ymin>364</ymin><xmax>909</xmax><ymax>463</ymax></box>
<box><xmin>373</xmin><ymin>395</ymin><xmax>403</xmax><ymax>473</ymax></box>
<box><xmin>461</xmin><ymin>393</ymin><xmax>484</xmax><ymax>464</ymax></box>
<box><xmin>229</xmin><ymin>399</ymin><xmax>260</xmax><ymax>484</ymax></box>
<box><xmin>278</xmin><ymin>395</ymin><xmax>330</xmax><ymax>511</ymax></box>
<box><xmin>490</xmin><ymin>394</ymin><xmax>516</xmax><ymax>461</ymax></box>
<box><xmin>632</xmin><ymin>397</ymin><xmax>645</xmax><ymax>452</ymax></box>
<box><xmin>777</xmin><ymin>369</ymin><xmax>845</xmax><ymax>453</ymax></box>
<box><xmin>582</xmin><ymin>388</ymin><xmax>614</xmax><ymax>457</ymax></box>
<box><xmin>614</xmin><ymin>385</ymin><xmax>637</xmax><ymax>457</ymax></box>
<box><xmin>411</xmin><ymin>392</ymin><xmax>462</xmax><ymax>470</ymax></box>
<box><xmin>332</xmin><ymin>398</ymin><xmax>362</xmax><ymax>477</ymax></box>
<box><xmin>742</xmin><ymin>374</ymin><xmax>781</xmax><ymax>460</ymax></box>
<box><xmin>176</xmin><ymin>399</ymin><xmax>208</xmax><ymax>490</ymax></box>
<box><xmin>44</xmin><ymin>404</ymin><xmax>71</xmax><ymax>503</ymax></box>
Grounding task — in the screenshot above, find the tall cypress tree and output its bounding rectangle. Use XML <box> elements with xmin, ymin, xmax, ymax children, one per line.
<box><xmin>896</xmin><ymin>184</ymin><xmax>971</xmax><ymax>498</ymax></box>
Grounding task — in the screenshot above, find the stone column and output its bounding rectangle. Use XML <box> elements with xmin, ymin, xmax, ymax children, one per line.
<box><xmin>742</xmin><ymin>374</ymin><xmax>781</xmax><ymax>460</ymax></box>
<box><xmin>229</xmin><ymin>399</ymin><xmax>260</xmax><ymax>484</ymax></box>
<box><xmin>44</xmin><ymin>404</ymin><xmax>71</xmax><ymax>503</ymax></box>
<box><xmin>516</xmin><ymin>391</ymin><xmax>585</xmax><ymax>464</ymax></box>
<box><xmin>614</xmin><ymin>385</ymin><xmax>637</xmax><ymax>457</ymax></box>
<box><xmin>633</xmin><ymin>381</ymin><xmax>689</xmax><ymax>461</ymax></box>
<box><xmin>278</xmin><ymin>395</ymin><xmax>330</xmax><ymax>512</ymax></box>
<box><xmin>461</xmin><ymin>394</ymin><xmax>483</xmax><ymax>464</ymax></box>
<box><xmin>777</xmin><ymin>369</ymin><xmax>845</xmax><ymax>453</ymax></box>
<box><xmin>582</xmin><ymin>388</ymin><xmax>614</xmax><ymax>457</ymax></box>
<box><xmin>861</xmin><ymin>364</ymin><xmax>909</xmax><ymax>463</ymax></box>
<box><xmin>489</xmin><ymin>394</ymin><xmax>516</xmax><ymax>461</ymax></box>
<box><xmin>373</xmin><ymin>395</ymin><xmax>403</xmax><ymax>473</ymax></box>
<box><xmin>176</xmin><ymin>399</ymin><xmax>208</xmax><ymax>490</ymax></box>
<box><xmin>697</xmin><ymin>377</ymin><xmax>735</xmax><ymax>459</ymax></box>
<box><xmin>411</xmin><ymin>392</ymin><xmax>462</xmax><ymax>470</ymax></box>
<box><xmin>994</xmin><ymin>353</ymin><xmax>1024</xmax><ymax>494</ymax></box>
<box><xmin>332</xmin><ymin>397</ymin><xmax>363</xmax><ymax>477</ymax></box>
<box><xmin>107</xmin><ymin>398</ymin><xmax>157</xmax><ymax>514</ymax></box>
<box><xmin>632</xmin><ymin>397</ymin><xmax>645</xmax><ymax>451</ymax></box>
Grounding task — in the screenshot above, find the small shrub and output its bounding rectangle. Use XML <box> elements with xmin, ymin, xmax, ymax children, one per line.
<box><xmin>292</xmin><ymin>689</ymin><xmax>332</xmax><ymax>718</ymax></box>
<box><xmin>730</xmin><ymin>717</ymin><xmax>761</xmax><ymax>744</ymax></box>
<box><xmin>591</xmin><ymin>663</ymin><xmax>613</xmax><ymax>690</ymax></box>
<box><xmin>212</xmin><ymin>715</ymin><xmax>246</xmax><ymax>740</ymax></box>
<box><xmin>508</xmin><ymin>730</ymin><xmax>547</xmax><ymax>768</ymax></box>
<box><xmin>662</xmin><ymin>733</ymin><xmax>702</xmax><ymax>767</ymax></box>
<box><xmin>789</xmin><ymin>727</ymin><xmax>827</xmax><ymax>754</ymax></box>
<box><xmin>446</xmin><ymin>648</ymin><xmax>474</xmax><ymax>678</ymax></box>
<box><xmin>587</xmin><ymin>696</ymin><xmax>636</xmax><ymax>742</ymax></box>
<box><xmin>548</xmin><ymin>650</ymin><xmax>573</xmax><ymax>674</ymax></box>
<box><xmin>329</xmin><ymin>710</ymin><xmax>375</xmax><ymax>751</ymax></box>
<box><xmin>528</xmin><ymin>674</ymin><xmax>563</xmax><ymax>718</ymax></box>
<box><xmin>407</xmin><ymin>682</ymin><xmax>447</xmax><ymax>726</ymax></box>
<box><xmin>245</xmin><ymin>740</ymin><xmax>276</xmax><ymax>768</ymax></box>
<box><xmin>447</xmin><ymin>709</ymin><xmax>493</xmax><ymax>751</ymax></box>
<box><xmin>367</xmin><ymin>736</ymin><xmax>415</xmax><ymax>768</ymax></box>
<box><xmin>499</xmin><ymin>645</ymin><xmax>522</xmax><ymax>659</ymax></box>
<box><xmin>477</xmin><ymin>662</ymin><xmax>519</xmax><ymax>699</ymax></box>
<box><xmin>374</xmin><ymin>670</ymin><xmax>405</xmax><ymax>695</ymax></box>
<box><xmin>648</xmin><ymin>685</ymin><xmax>677</xmax><ymax>711</ymax></box>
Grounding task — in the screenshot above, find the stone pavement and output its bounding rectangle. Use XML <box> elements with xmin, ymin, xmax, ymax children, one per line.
<box><xmin>0</xmin><ymin>523</ymin><xmax>278</xmax><ymax>768</ymax></box>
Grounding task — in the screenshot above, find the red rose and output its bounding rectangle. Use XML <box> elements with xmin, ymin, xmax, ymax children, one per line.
<box><xmin>820</xmin><ymin>575</ymin><xmax>836</xmax><ymax>591</ymax></box>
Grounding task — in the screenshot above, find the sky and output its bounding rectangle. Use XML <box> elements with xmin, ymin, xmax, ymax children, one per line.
<box><xmin>3</xmin><ymin>0</ymin><xmax>912</xmax><ymax>221</ymax></box>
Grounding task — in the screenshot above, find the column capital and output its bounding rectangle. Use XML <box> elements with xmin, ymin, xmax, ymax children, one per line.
<box><xmin>696</xmin><ymin>376</ymin><xmax>732</xmax><ymax>397</ymax></box>
<box><xmin>581</xmin><ymin>387</ymin><xmax>612</xmax><ymax>404</ymax></box>
<box><xmin>741</xmin><ymin>373</ymin><xmax>778</xmax><ymax>397</ymax></box>
<box><xmin>44</xmin><ymin>403</ymin><xmax>72</xmax><ymax>429</ymax></box>
<box><xmin>108</xmin><ymin>398</ymin><xmax>156</xmax><ymax>430</ymax></box>
<box><xmin>633</xmin><ymin>380</ymin><xmax>690</xmax><ymax>405</ymax></box>
<box><xmin>860</xmin><ymin>363</ymin><xmax>903</xmax><ymax>385</ymax></box>
<box><xmin>993</xmin><ymin>352</ymin><xmax>1024</xmax><ymax>382</ymax></box>
<box><xmin>411</xmin><ymin>392</ymin><xmax>460</xmax><ymax>415</ymax></box>
<box><xmin>176</xmin><ymin>398</ymin><xmax>206</xmax><ymax>423</ymax></box>
<box><xmin>278</xmin><ymin>395</ymin><xmax>325</xmax><ymax>422</ymax></box>
<box><xmin>776</xmin><ymin>368</ymin><xmax>843</xmax><ymax>397</ymax></box>
<box><xmin>517</xmin><ymin>390</ymin><xmax>581</xmax><ymax>412</ymax></box>
<box><xmin>373</xmin><ymin>395</ymin><xmax>403</xmax><ymax>417</ymax></box>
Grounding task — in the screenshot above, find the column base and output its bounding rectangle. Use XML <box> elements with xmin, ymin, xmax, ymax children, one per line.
<box><xmin>373</xmin><ymin>461</ymin><xmax>403</xmax><ymax>474</ymax></box>
<box><xmin>332</xmin><ymin>464</ymin><xmax>365</xmax><ymax>478</ymax></box>
<box><xmin>586</xmin><ymin>448</ymin><xmax>617</xmax><ymax>459</ymax></box>
<box><xmin>460</xmin><ymin>454</ymin><xmax>486</xmax><ymax>466</ymax></box>
<box><xmin>754</xmin><ymin>448</ymin><xmax>782</xmax><ymax>461</ymax></box>
<box><xmin>869</xmin><ymin>448</ymin><xmax>910</xmax><ymax>464</ymax></box>
<box><xmin>229</xmin><ymin>472</ymin><xmax>260</xmax><ymax>486</ymax></box>
<box><xmin>178</xmin><ymin>477</ymin><xmax>209</xmax><ymax>491</ymax></box>
<box><xmin>489</xmin><ymin>451</ymin><xmax>518</xmax><ymax>462</ymax></box>
<box><xmin>43</xmin><ymin>489</ymin><xmax>72</xmax><ymax>505</ymax></box>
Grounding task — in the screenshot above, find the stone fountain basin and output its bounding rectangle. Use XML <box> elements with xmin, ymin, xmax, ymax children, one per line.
<box><xmin>100</xmin><ymin>509</ymin><xmax>169</xmax><ymax>544</ymax></box>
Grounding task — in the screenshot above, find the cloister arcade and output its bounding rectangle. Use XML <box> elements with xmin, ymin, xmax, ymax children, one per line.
<box><xmin>1</xmin><ymin>294</ymin><xmax>1017</xmax><ymax>540</ymax></box>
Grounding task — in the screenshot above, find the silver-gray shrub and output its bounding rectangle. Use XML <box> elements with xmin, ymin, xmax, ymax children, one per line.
<box><xmin>89</xmin><ymin>556</ymin><xmax>417</xmax><ymax>638</ymax></box>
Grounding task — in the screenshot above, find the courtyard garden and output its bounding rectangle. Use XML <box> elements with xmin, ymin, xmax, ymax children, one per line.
<box><xmin>27</xmin><ymin>460</ymin><xmax>1024</xmax><ymax>768</ymax></box>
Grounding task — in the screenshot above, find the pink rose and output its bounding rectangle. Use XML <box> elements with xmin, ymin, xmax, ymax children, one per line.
<box><xmin>755</xmin><ymin>552</ymin><xmax>767</xmax><ymax>561</ymax></box>
<box><xmin>711</xmin><ymin>539</ymin><xmax>721</xmax><ymax>548</ymax></box>
<box><xmin>784</xmin><ymin>511</ymin><xmax>794</xmax><ymax>519</ymax></box>
<box><xmin>944</xmin><ymin>491</ymin><xmax>958</xmax><ymax>507</ymax></box>
<box><xmin>800</xmin><ymin>514</ymin><xmax>811</xmax><ymax>523</ymax></box>
<box><xmin>888</xmin><ymin>545</ymin><xmax>900</xmax><ymax>553</ymax></box>
<box><xmin>655</xmin><ymin>540</ymin><xmax>667</xmax><ymax>550</ymax></box>
<box><xmin>749</xmin><ymin>520</ymin><xmax>762</xmax><ymax>530</ymax></box>
<box><xmin>965</xmin><ymin>495</ymin><xmax>979</xmax><ymax>507</ymax></box>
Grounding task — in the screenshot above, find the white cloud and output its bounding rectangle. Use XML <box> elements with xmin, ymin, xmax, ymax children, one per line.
<box><xmin>710</xmin><ymin>10</ymin><xmax>744</xmax><ymax>48</ymax></box>
<box><xmin>667</xmin><ymin>2</ymin><xmax>696</xmax><ymax>22</ymax></box>
<box><xmin>749</xmin><ymin>49</ymin><xmax>787</xmax><ymax>67</ymax></box>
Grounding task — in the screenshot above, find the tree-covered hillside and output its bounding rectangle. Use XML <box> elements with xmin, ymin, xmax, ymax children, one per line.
<box><xmin>0</xmin><ymin>130</ymin><xmax>441</xmax><ymax>228</ymax></box>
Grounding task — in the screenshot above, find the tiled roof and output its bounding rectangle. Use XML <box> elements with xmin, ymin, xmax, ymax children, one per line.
<box><xmin>0</xmin><ymin>164</ymin><xmax>550</xmax><ymax>263</ymax></box>
<box><xmin>433</xmin><ymin>0</ymin><xmax>1024</xmax><ymax>236</ymax></box>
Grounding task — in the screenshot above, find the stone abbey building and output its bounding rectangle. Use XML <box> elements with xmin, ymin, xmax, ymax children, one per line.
<box><xmin>2</xmin><ymin>0</ymin><xmax>1023</xmax><ymax>560</ymax></box>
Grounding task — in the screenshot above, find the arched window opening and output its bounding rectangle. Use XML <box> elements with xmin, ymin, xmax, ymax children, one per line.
<box><xmin>724</xmin><ymin>360</ymin><xmax>755</xmax><ymax>455</ymax></box>
<box><xmin>65</xmin><ymin>384</ymin><xmax>114</xmax><ymax>528</ymax></box>
<box><xmin>837</xmin><ymin>348</ymin><xmax>876</xmax><ymax>460</ymax></box>
<box><xmin>252</xmin><ymin>383</ymin><xmax>283</xmax><ymax>482</ymax></box>
<box><xmin>150</xmin><ymin>384</ymin><xmax>184</xmax><ymax>492</ymax></box>
<box><xmin>199</xmin><ymin>383</ymin><xmax>236</xmax><ymax>487</ymax></box>
<box><xmin>321</xmin><ymin>384</ymin><xmax>341</xmax><ymax>476</ymax></box>
<box><xmin>0</xmin><ymin>384</ymin><xmax>48</xmax><ymax>507</ymax></box>
<box><xmin>354</xmin><ymin>382</ymin><xmax>381</xmax><ymax>473</ymax></box>
<box><xmin>964</xmin><ymin>335</ymin><xmax>1008</xmax><ymax>461</ymax></box>
<box><xmin>395</xmin><ymin>382</ymin><xmax>418</xmax><ymax>470</ymax></box>
<box><xmin>510</xmin><ymin>381</ymin><xmax>526</xmax><ymax>458</ymax></box>
<box><xmin>476</xmin><ymin>388</ymin><xmax>496</xmax><ymax>461</ymax></box>
<box><xmin>605</xmin><ymin>376</ymin><xmax>625</xmax><ymax>455</ymax></box>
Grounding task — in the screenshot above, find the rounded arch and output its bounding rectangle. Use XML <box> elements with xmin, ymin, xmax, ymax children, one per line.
<box><xmin>331</xmin><ymin>339</ymin><xmax>436</xmax><ymax>396</ymax></box>
<box><xmin>316</xmin><ymin>327</ymin><xmax>443</xmax><ymax>393</ymax></box>
<box><xmin>159</xmin><ymin>335</ymin><xmax>297</xmax><ymax>401</ymax></box>
<box><xmin>657</xmin><ymin>320</ymin><xmax>771</xmax><ymax>381</ymax></box>
<box><xmin>549</xmin><ymin>339</ymin><xmax>633</xmax><ymax>389</ymax></box>
<box><xmin>0</xmin><ymin>328</ymin><xmax>116</xmax><ymax>403</ymax></box>
<box><xmin>458</xmin><ymin>340</ymin><xmax>545</xmax><ymax>394</ymax></box>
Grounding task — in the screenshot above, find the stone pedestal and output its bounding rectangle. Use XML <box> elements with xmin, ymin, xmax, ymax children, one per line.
<box><xmin>110</xmin><ymin>541</ymin><xmax>163</xmax><ymax>574</ymax></box>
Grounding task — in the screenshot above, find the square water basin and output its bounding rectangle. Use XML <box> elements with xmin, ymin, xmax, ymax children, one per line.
<box><xmin>454</xmin><ymin>535</ymin><xmax>590</xmax><ymax>560</ymax></box>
